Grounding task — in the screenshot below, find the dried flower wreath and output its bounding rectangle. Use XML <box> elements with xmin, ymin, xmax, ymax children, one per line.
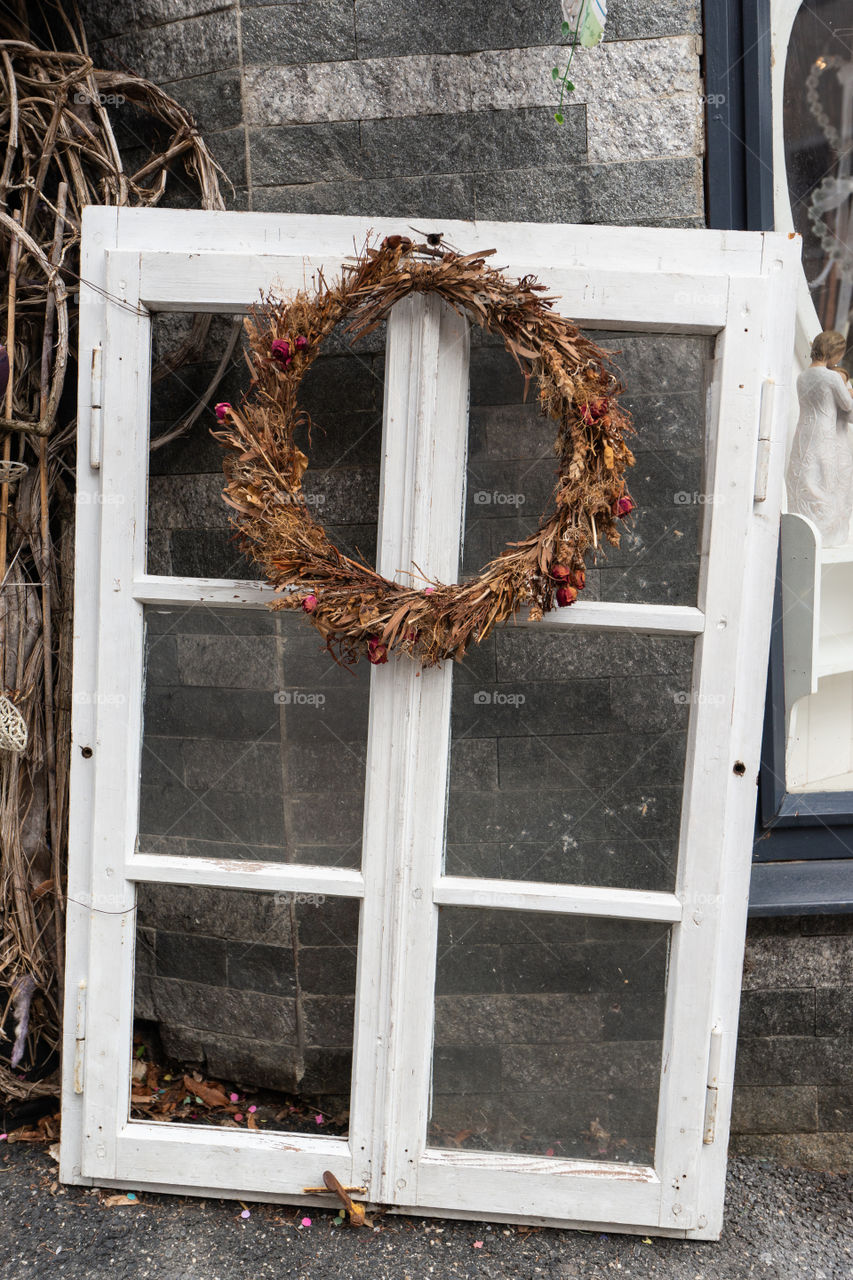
<box><xmin>213</xmin><ymin>234</ymin><xmax>635</xmax><ymax>668</ymax></box>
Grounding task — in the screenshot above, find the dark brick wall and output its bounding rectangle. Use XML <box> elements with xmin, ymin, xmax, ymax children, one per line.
<box><xmin>78</xmin><ymin>0</ymin><xmax>851</xmax><ymax>1167</ymax></box>
<box><xmin>732</xmin><ymin>917</ymin><xmax>853</xmax><ymax>1167</ymax></box>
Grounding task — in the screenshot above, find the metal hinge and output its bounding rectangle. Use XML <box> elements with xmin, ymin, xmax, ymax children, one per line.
<box><xmin>89</xmin><ymin>346</ymin><xmax>103</xmax><ymax>470</ymax></box>
<box><xmin>73</xmin><ymin>978</ymin><xmax>87</xmax><ymax>1094</ymax></box>
<box><xmin>702</xmin><ymin>1024</ymin><xmax>722</xmax><ymax>1144</ymax></box>
<box><xmin>753</xmin><ymin>379</ymin><xmax>775</xmax><ymax>502</ymax></box>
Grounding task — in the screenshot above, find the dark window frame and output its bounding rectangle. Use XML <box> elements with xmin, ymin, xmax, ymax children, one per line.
<box><xmin>702</xmin><ymin>0</ymin><xmax>853</xmax><ymax>914</ymax></box>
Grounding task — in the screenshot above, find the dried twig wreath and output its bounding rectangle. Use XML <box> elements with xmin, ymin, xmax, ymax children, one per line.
<box><xmin>214</xmin><ymin>235</ymin><xmax>636</xmax><ymax>668</ymax></box>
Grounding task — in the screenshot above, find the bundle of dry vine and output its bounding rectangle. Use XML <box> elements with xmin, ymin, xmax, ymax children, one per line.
<box><xmin>0</xmin><ymin>17</ymin><xmax>227</xmax><ymax>1102</ymax></box>
<box><xmin>215</xmin><ymin>235</ymin><xmax>636</xmax><ymax>668</ymax></box>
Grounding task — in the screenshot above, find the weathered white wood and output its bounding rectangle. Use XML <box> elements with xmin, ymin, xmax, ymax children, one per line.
<box><xmin>356</xmin><ymin>293</ymin><xmax>470</xmax><ymax>1208</ymax></box>
<box><xmin>88</xmin><ymin>205</ymin><xmax>781</xmax><ymax>277</ymax></box>
<box><xmin>132</xmin><ymin>576</ymin><xmax>276</xmax><ymax>607</ymax></box>
<box><xmin>63</xmin><ymin>209</ymin><xmax>802</xmax><ymax>1240</ymax></box>
<box><xmin>669</xmin><ymin>252</ymin><xmax>800</xmax><ymax>1238</ymax></box>
<box><xmin>433</xmin><ymin>877</ymin><xmax>682</xmax><ymax>922</ymax></box>
<box><xmin>126</xmin><ymin>248</ymin><xmax>728</xmax><ymax>332</ymax></box>
<box><xmin>780</xmin><ymin>513</ymin><xmax>820</xmax><ymax>704</ymax></box>
<box><xmin>128</xmin><ymin>853</ymin><xmax>364</xmax><ymax>898</ymax></box>
<box><xmin>132</xmin><ymin>578</ymin><xmax>704</xmax><ymax>633</ymax></box>
<box><xmin>526</xmin><ymin>602</ymin><xmax>705</xmax><ymax>635</ymax></box>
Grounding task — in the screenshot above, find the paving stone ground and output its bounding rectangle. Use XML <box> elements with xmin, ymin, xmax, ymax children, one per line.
<box><xmin>0</xmin><ymin>1144</ymin><xmax>850</xmax><ymax>1279</ymax></box>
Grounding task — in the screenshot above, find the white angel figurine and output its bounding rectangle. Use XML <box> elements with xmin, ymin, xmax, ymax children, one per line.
<box><xmin>786</xmin><ymin>330</ymin><xmax>853</xmax><ymax>547</ymax></box>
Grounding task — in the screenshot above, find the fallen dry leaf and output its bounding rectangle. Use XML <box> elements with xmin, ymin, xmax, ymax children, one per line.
<box><xmin>183</xmin><ymin>1075</ymin><xmax>231</xmax><ymax>1109</ymax></box>
<box><xmin>103</xmin><ymin>1194</ymin><xmax>140</xmax><ymax>1208</ymax></box>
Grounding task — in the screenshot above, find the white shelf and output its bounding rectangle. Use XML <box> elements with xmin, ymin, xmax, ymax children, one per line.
<box><xmin>817</xmin><ymin>632</ymin><xmax>853</xmax><ymax>679</ymax></box>
<box><xmin>821</xmin><ymin>545</ymin><xmax>853</xmax><ymax>565</ymax></box>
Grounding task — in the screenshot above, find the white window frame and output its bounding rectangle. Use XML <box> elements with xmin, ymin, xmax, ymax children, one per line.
<box><xmin>61</xmin><ymin>209</ymin><xmax>799</xmax><ymax>1238</ymax></box>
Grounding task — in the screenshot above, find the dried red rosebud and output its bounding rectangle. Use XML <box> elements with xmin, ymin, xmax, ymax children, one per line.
<box><xmin>551</xmin><ymin>564</ymin><xmax>571</xmax><ymax>581</ymax></box>
<box><xmin>580</xmin><ymin>397</ymin><xmax>608</xmax><ymax>425</ymax></box>
<box><xmin>569</xmin><ymin>567</ymin><xmax>586</xmax><ymax>590</ymax></box>
<box><xmin>271</xmin><ymin>338</ymin><xmax>292</xmax><ymax>365</ymax></box>
<box><xmin>295</xmin><ymin>335</ymin><xmax>308</xmax><ymax>351</ymax></box>
<box><xmin>367</xmin><ymin>637</ymin><xmax>388</xmax><ymax>665</ymax></box>
<box><xmin>616</xmin><ymin>496</ymin><xmax>635</xmax><ymax>518</ymax></box>
<box><xmin>556</xmin><ymin>586</ymin><xmax>577</xmax><ymax>607</ymax></box>
<box><xmin>214</xmin><ymin>402</ymin><xmax>231</xmax><ymax>421</ymax></box>
<box><xmin>302</xmin><ymin>594</ymin><xmax>317</xmax><ymax>613</ymax></box>
<box><xmin>423</xmin><ymin>586</ymin><xmax>435</xmax><ymax>595</ymax></box>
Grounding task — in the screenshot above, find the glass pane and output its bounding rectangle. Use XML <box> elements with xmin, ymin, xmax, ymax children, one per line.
<box><xmin>147</xmin><ymin>314</ymin><xmax>384</xmax><ymax>577</ymax></box>
<box><xmin>133</xmin><ymin>885</ymin><xmax>358</xmax><ymax>1135</ymax></box>
<box><xmin>783</xmin><ymin>0</ymin><xmax>852</xmax><ymax>347</ymax></box>
<box><xmin>139</xmin><ymin>605</ymin><xmax>369</xmax><ymax>867</ymax></box>
<box><xmin>430</xmin><ymin>908</ymin><xmax>669</xmax><ymax>1164</ymax></box>
<box><xmin>465</xmin><ymin>330</ymin><xmax>712</xmax><ymax>606</ymax></box>
<box><xmin>446</xmin><ymin>630</ymin><xmax>694</xmax><ymax>890</ymax></box>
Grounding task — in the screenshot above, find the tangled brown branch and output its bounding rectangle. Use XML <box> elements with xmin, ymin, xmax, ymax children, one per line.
<box><xmin>0</xmin><ymin>21</ymin><xmax>227</xmax><ymax>1100</ymax></box>
<box><xmin>215</xmin><ymin>235</ymin><xmax>636</xmax><ymax>668</ymax></box>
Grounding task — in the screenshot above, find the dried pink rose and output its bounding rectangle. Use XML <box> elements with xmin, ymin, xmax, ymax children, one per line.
<box><xmin>270</xmin><ymin>338</ymin><xmax>292</xmax><ymax>366</ymax></box>
<box><xmin>367</xmin><ymin>638</ymin><xmax>388</xmax><ymax>665</ymax></box>
<box><xmin>214</xmin><ymin>402</ymin><xmax>231</xmax><ymax>421</ymax></box>
<box><xmin>302</xmin><ymin>594</ymin><xmax>318</xmax><ymax>613</ymax></box>
<box><xmin>295</xmin><ymin>335</ymin><xmax>308</xmax><ymax>351</ymax></box>
<box><xmin>616</xmin><ymin>495</ymin><xmax>634</xmax><ymax>518</ymax></box>
<box><xmin>556</xmin><ymin>585</ymin><xmax>577</xmax><ymax>607</ymax></box>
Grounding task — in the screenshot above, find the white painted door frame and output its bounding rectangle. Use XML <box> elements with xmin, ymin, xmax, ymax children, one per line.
<box><xmin>61</xmin><ymin>209</ymin><xmax>800</xmax><ymax>1238</ymax></box>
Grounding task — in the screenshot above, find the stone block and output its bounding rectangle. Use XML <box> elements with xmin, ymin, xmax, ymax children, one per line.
<box><xmin>817</xmin><ymin>1086</ymin><xmax>853</xmax><ymax>1132</ymax></box>
<box><xmin>295</xmin><ymin>895</ymin><xmax>360</xmax><ymax>946</ymax></box>
<box><xmin>97</xmin><ymin>11</ymin><xmax>239</xmax><ymax>85</ymax></box>
<box><xmin>734</xmin><ymin>1036</ymin><xmax>853</xmax><ymax>1087</ymax></box>
<box><xmin>136</xmin><ymin>883</ymin><xmax>292</xmax><ymax>945</ymax></box>
<box><xmin>450</xmin><ymin>678</ymin><xmax>614</xmax><ymax>738</ymax></box>
<box><xmin>816</xmin><ymin>986</ymin><xmax>853</xmax><ymax>1037</ymax></box>
<box><xmin>148</xmin><ymin>976</ymin><xmax>297</xmax><ymax>1042</ymax></box>
<box><xmin>301</xmin><ymin>1048</ymin><xmax>353</xmax><ymax>1094</ymax></box>
<box><xmin>202</xmin><ymin>1033</ymin><xmax>303</xmax><ymax>1092</ymax></box>
<box><xmin>153</xmin><ymin>930</ymin><xmax>228</xmax><ymax>986</ymax></box>
<box><xmin>139</xmin><ymin>780</ymin><xmax>286</xmax><ymax>848</ymax></box>
<box><xmin>250</xmin><ymin>123</ymin><xmax>362</xmax><ymax>186</ymax></box>
<box><xmin>445</xmin><ymin>787</ymin><xmax>608</xmax><ymax>847</ymax></box>
<box><xmin>606</xmin><ymin>0</ymin><xmax>701</xmax><ymax>41</ymax></box>
<box><xmin>299</xmin><ymin>945</ymin><xmax>359</xmax><ymax>995</ymax></box>
<box><xmin>434</xmin><ymin>993</ymin><xmax>603</xmax><ymax>1046</ymax></box>
<box><xmin>182</xmin><ymin>739</ymin><xmax>283</xmax><ymax>794</ymax></box>
<box><xmin>738</xmin><ymin>989</ymin><xmax>816</xmax><ymax>1038</ymax></box>
<box><xmin>303</xmin><ymin>996</ymin><xmax>356</xmax><ymax>1048</ymax></box>
<box><xmin>357</xmin><ymin>106</ymin><xmax>587</xmax><ymax>180</ymax></box>
<box><xmin>139</xmin><ymin>734</ymin><xmax>185</xmax><ymax>789</ymax></box>
<box><xmin>449</xmin><ymin>738</ymin><xmax>498</xmax><ymax>791</ymax></box>
<box><xmin>355</xmin><ymin>0</ymin><xmax>562</xmax><ymax>58</ymax></box>
<box><xmin>468</xmin><ymin>403</ymin><xmax>554</xmax><ymax>462</ymax></box>
<box><xmin>242</xmin><ymin>2</ymin><xmax>356</xmax><ymax>65</ymax></box>
<box><xmin>473</xmin><ymin>157</ymin><xmax>703</xmax><ymax>225</ymax></box>
<box><xmin>226</xmin><ymin>941</ymin><xmax>297</xmax><ymax>996</ymax></box>
<box><xmin>252</xmin><ymin>173</ymin><xmax>477</xmax><ymax>220</ymax></box>
<box><xmin>728</xmin><ymin>1131</ymin><xmax>852</xmax><ymax>1172</ymax></box>
<box><xmin>435</xmin><ymin>943</ymin><xmax>502</xmax><ymax>996</ymax></box>
<box><xmin>730</xmin><ymin>1085</ymin><xmax>818</xmax><ymax>1135</ymax></box>
<box><xmin>741</xmin><ymin>935</ymin><xmax>853</xmax><ymax>991</ymax></box>
<box><xmin>175</xmin><ymin>633</ymin><xmax>278</xmax><ymax>689</ymax></box>
<box><xmin>502</xmin><ymin>1039</ymin><xmax>662</xmax><ymax>1092</ymax></box>
<box><xmin>432</xmin><ymin>1046</ymin><xmax>503</xmax><ymax>1095</ymax></box>
<box><xmin>142</xmin><ymin>687</ymin><xmax>280</xmax><ymax>742</ymax></box>
<box><xmin>495</xmin><ymin>629</ymin><xmax>694</xmax><ymax>683</ymax></box>
<box><xmin>167</xmin><ymin>533</ymin><xmax>258</xmax><ymax>580</ymax></box>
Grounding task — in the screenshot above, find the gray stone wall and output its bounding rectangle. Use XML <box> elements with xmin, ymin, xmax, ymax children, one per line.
<box><xmin>732</xmin><ymin>917</ymin><xmax>853</xmax><ymax>1168</ymax></box>
<box><xmin>79</xmin><ymin>0</ymin><xmax>852</xmax><ymax>1166</ymax></box>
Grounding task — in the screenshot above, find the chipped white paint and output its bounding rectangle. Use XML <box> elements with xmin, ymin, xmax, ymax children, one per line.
<box><xmin>62</xmin><ymin>209</ymin><xmax>800</xmax><ymax>1238</ymax></box>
